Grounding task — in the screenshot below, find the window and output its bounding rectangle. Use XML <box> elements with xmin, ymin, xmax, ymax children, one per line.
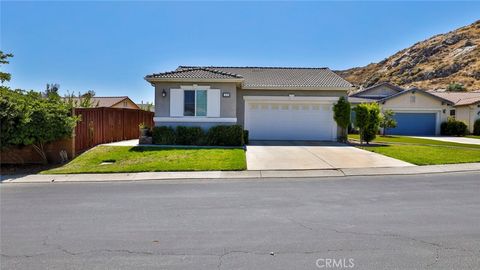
<box><xmin>410</xmin><ymin>95</ymin><xmax>416</xmax><ymax>103</ymax></box>
<box><xmin>450</xmin><ymin>109</ymin><xmax>456</xmax><ymax>118</ymax></box>
<box><xmin>184</xmin><ymin>90</ymin><xmax>207</xmax><ymax>116</ymax></box>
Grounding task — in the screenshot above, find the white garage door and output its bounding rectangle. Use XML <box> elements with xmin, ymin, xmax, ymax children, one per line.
<box><xmin>245</xmin><ymin>98</ymin><xmax>337</xmax><ymax>141</ymax></box>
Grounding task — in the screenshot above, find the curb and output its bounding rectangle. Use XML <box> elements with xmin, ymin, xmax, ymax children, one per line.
<box><xmin>2</xmin><ymin>163</ymin><xmax>480</xmax><ymax>184</ymax></box>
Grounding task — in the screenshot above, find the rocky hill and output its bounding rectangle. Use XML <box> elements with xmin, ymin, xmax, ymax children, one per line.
<box><xmin>338</xmin><ymin>20</ymin><xmax>480</xmax><ymax>91</ymax></box>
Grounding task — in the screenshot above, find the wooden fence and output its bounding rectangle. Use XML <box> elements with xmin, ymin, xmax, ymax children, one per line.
<box><xmin>74</xmin><ymin>108</ymin><xmax>154</xmax><ymax>153</ymax></box>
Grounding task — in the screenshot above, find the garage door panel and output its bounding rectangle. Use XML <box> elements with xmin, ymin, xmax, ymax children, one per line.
<box><xmin>246</xmin><ymin>102</ymin><xmax>335</xmax><ymax>141</ymax></box>
<box><xmin>389</xmin><ymin>112</ymin><xmax>436</xmax><ymax>135</ymax></box>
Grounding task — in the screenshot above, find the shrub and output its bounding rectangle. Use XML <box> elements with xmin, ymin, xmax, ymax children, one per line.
<box><xmin>206</xmin><ymin>125</ymin><xmax>244</xmax><ymax>146</ymax></box>
<box><xmin>175</xmin><ymin>126</ymin><xmax>204</xmax><ymax>145</ymax></box>
<box><xmin>446</xmin><ymin>83</ymin><xmax>466</xmax><ymax>92</ymax></box>
<box><xmin>353</xmin><ymin>103</ymin><xmax>381</xmax><ymax>144</ymax></box>
<box><xmin>474</xmin><ymin>119</ymin><xmax>480</xmax><ymax>135</ymax></box>
<box><xmin>441</xmin><ymin>118</ymin><xmax>468</xmax><ymax>136</ymax></box>
<box><xmin>243</xmin><ymin>130</ymin><xmax>249</xmax><ymax>145</ymax></box>
<box><xmin>152</xmin><ymin>126</ymin><xmax>175</xmax><ymax>145</ymax></box>
<box><xmin>333</xmin><ymin>96</ymin><xmax>351</xmax><ymax>142</ymax></box>
<box><xmin>0</xmin><ymin>87</ymin><xmax>77</xmax><ymax>163</ymax></box>
<box><xmin>380</xmin><ymin>109</ymin><xmax>397</xmax><ymax>136</ymax></box>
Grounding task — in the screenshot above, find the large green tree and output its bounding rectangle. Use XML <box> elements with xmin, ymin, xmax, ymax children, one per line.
<box><xmin>380</xmin><ymin>109</ymin><xmax>397</xmax><ymax>136</ymax></box>
<box><xmin>0</xmin><ymin>51</ymin><xmax>14</xmax><ymax>83</ymax></box>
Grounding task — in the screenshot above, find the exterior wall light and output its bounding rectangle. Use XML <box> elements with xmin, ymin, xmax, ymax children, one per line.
<box><xmin>442</xmin><ymin>109</ymin><xmax>446</xmax><ymax>114</ymax></box>
<box><xmin>162</xmin><ymin>89</ymin><xmax>167</xmax><ymax>98</ymax></box>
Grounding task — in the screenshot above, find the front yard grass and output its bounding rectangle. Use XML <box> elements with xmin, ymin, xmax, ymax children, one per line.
<box><xmin>358</xmin><ymin>144</ymin><xmax>480</xmax><ymax>165</ymax></box>
<box><xmin>349</xmin><ymin>134</ymin><xmax>480</xmax><ymax>165</ymax></box>
<box><xmin>466</xmin><ymin>135</ymin><xmax>480</xmax><ymax>139</ymax></box>
<box><xmin>349</xmin><ymin>134</ymin><xmax>480</xmax><ymax>149</ymax></box>
<box><xmin>42</xmin><ymin>146</ymin><xmax>247</xmax><ymax>174</ymax></box>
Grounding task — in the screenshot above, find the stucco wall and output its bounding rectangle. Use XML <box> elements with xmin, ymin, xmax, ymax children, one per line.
<box><xmin>236</xmin><ymin>89</ymin><xmax>347</xmax><ymax>126</ymax></box>
<box><xmin>111</xmin><ymin>99</ymin><xmax>139</xmax><ymax>109</ymax></box>
<box><xmin>455</xmin><ymin>104</ymin><xmax>480</xmax><ymax>133</ymax></box>
<box><xmin>153</xmin><ymin>82</ymin><xmax>237</xmax><ymax>119</ymax></box>
<box><xmin>381</xmin><ymin>91</ymin><xmax>452</xmax><ymax>135</ymax></box>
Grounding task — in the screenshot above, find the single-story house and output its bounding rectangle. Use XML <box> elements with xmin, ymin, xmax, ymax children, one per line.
<box><xmin>66</xmin><ymin>96</ymin><xmax>140</xmax><ymax>109</ymax></box>
<box><xmin>145</xmin><ymin>66</ymin><xmax>353</xmax><ymax>141</ymax></box>
<box><xmin>349</xmin><ymin>83</ymin><xmax>480</xmax><ymax>135</ymax></box>
<box><xmin>429</xmin><ymin>91</ymin><xmax>480</xmax><ymax>132</ymax></box>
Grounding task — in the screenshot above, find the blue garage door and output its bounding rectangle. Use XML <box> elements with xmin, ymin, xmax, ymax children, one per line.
<box><xmin>389</xmin><ymin>113</ymin><xmax>436</xmax><ymax>135</ymax></box>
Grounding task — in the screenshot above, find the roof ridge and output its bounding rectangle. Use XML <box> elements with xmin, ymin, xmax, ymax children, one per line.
<box><xmin>178</xmin><ymin>65</ymin><xmax>329</xmax><ymax>70</ymax></box>
<box><xmin>148</xmin><ymin>67</ymin><xmax>243</xmax><ymax>78</ymax></box>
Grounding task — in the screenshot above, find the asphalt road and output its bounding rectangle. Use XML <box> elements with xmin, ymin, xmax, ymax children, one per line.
<box><xmin>1</xmin><ymin>172</ymin><xmax>480</xmax><ymax>270</ymax></box>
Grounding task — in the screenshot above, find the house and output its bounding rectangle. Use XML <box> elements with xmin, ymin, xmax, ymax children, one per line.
<box><xmin>145</xmin><ymin>66</ymin><xmax>353</xmax><ymax>141</ymax></box>
<box><xmin>349</xmin><ymin>83</ymin><xmax>480</xmax><ymax>135</ymax></box>
<box><xmin>67</xmin><ymin>96</ymin><xmax>140</xmax><ymax>109</ymax></box>
<box><xmin>429</xmin><ymin>91</ymin><xmax>480</xmax><ymax>132</ymax></box>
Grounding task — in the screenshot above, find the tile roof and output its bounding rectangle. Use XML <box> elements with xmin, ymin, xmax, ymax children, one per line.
<box><xmin>146</xmin><ymin>66</ymin><xmax>353</xmax><ymax>89</ymax></box>
<box><xmin>350</xmin><ymin>82</ymin><xmax>405</xmax><ymax>97</ymax></box>
<box><xmin>428</xmin><ymin>91</ymin><xmax>480</xmax><ymax>106</ymax></box>
<box><xmin>146</xmin><ymin>67</ymin><xmax>243</xmax><ymax>80</ymax></box>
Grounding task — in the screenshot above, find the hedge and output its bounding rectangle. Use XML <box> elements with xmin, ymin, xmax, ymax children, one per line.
<box><xmin>152</xmin><ymin>125</ymin><xmax>246</xmax><ymax>146</ymax></box>
<box><xmin>474</xmin><ymin>119</ymin><xmax>480</xmax><ymax>135</ymax></box>
<box><xmin>440</xmin><ymin>118</ymin><xmax>468</xmax><ymax>136</ymax></box>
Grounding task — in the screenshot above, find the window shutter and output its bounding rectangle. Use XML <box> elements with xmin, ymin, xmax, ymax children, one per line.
<box><xmin>170</xmin><ymin>89</ymin><xmax>184</xmax><ymax>117</ymax></box>
<box><xmin>207</xmin><ymin>89</ymin><xmax>221</xmax><ymax>117</ymax></box>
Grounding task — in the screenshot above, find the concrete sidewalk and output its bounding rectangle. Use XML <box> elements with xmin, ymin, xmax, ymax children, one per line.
<box><xmin>413</xmin><ymin>136</ymin><xmax>480</xmax><ymax>145</ymax></box>
<box><xmin>2</xmin><ymin>163</ymin><xmax>480</xmax><ymax>183</ymax></box>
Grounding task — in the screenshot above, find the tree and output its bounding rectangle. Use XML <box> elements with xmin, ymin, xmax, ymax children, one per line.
<box><xmin>447</xmin><ymin>83</ymin><xmax>466</xmax><ymax>92</ymax></box>
<box><xmin>353</xmin><ymin>103</ymin><xmax>381</xmax><ymax>144</ymax></box>
<box><xmin>44</xmin><ymin>83</ymin><xmax>61</xmax><ymax>99</ymax></box>
<box><xmin>379</xmin><ymin>109</ymin><xmax>397</xmax><ymax>136</ymax></box>
<box><xmin>64</xmin><ymin>91</ymin><xmax>99</xmax><ymax>109</ymax></box>
<box><xmin>0</xmin><ymin>87</ymin><xmax>77</xmax><ymax>163</ymax></box>
<box><xmin>0</xmin><ymin>51</ymin><xmax>14</xmax><ymax>84</ymax></box>
<box><xmin>333</xmin><ymin>96</ymin><xmax>351</xmax><ymax>142</ymax></box>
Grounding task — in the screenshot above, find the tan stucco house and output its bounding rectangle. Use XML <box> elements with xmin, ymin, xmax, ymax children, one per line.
<box><xmin>145</xmin><ymin>66</ymin><xmax>353</xmax><ymax>141</ymax></box>
<box><xmin>349</xmin><ymin>83</ymin><xmax>480</xmax><ymax>135</ymax></box>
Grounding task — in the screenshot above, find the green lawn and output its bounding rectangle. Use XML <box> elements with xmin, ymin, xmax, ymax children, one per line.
<box><xmin>350</xmin><ymin>134</ymin><xmax>480</xmax><ymax>165</ymax></box>
<box><xmin>466</xmin><ymin>135</ymin><xmax>480</xmax><ymax>139</ymax></box>
<box><xmin>358</xmin><ymin>145</ymin><xmax>480</xmax><ymax>165</ymax></box>
<box><xmin>42</xmin><ymin>146</ymin><xmax>247</xmax><ymax>174</ymax></box>
<box><xmin>349</xmin><ymin>134</ymin><xmax>480</xmax><ymax>149</ymax></box>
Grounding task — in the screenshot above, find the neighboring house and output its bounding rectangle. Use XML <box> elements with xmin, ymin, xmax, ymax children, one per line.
<box><xmin>429</xmin><ymin>91</ymin><xmax>480</xmax><ymax>132</ymax></box>
<box><xmin>145</xmin><ymin>66</ymin><xmax>353</xmax><ymax>141</ymax></box>
<box><xmin>67</xmin><ymin>96</ymin><xmax>140</xmax><ymax>109</ymax></box>
<box><xmin>349</xmin><ymin>83</ymin><xmax>480</xmax><ymax>135</ymax></box>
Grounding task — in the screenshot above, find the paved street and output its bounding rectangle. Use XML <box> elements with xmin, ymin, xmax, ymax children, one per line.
<box><xmin>1</xmin><ymin>172</ymin><xmax>480</xmax><ymax>270</ymax></box>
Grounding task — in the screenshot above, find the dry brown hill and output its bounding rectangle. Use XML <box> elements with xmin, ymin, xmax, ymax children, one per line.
<box><xmin>338</xmin><ymin>20</ymin><xmax>480</xmax><ymax>91</ymax></box>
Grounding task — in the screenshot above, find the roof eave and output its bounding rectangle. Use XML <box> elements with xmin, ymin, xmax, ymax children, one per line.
<box><xmin>241</xmin><ymin>86</ymin><xmax>353</xmax><ymax>91</ymax></box>
<box><xmin>145</xmin><ymin>77</ymin><xmax>245</xmax><ymax>84</ymax></box>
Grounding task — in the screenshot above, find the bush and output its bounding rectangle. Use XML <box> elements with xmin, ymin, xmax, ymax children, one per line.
<box><xmin>175</xmin><ymin>126</ymin><xmax>204</xmax><ymax>145</ymax></box>
<box><xmin>353</xmin><ymin>103</ymin><xmax>381</xmax><ymax>144</ymax></box>
<box><xmin>333</xmin><ymin>96</ymin><xmax>351</xmax><ymax>142</ymax></box>
<box><xmin>152</xmin><ymin>126</ymin><xmax>175</xmax><ymax>145</ymax></box>
<box><xmin>474</xmin><ymin>119</ymin><xmax>480</xmax><ymax>135</ymax></box>
<box><xmin>0</xmin><ymin>87</ymin><xmax>77</xmax><ymax>163</ymax></box>
<box><xmin>206</xmin><ymin>125</ymin><xmax>244</xmax><ymax>146</ymax></box>
<box><xmin>243</xmin><ymin>130</ymin><xmax>249</xmax><ymax>145</ymax></box>
<box><xmin>441</xmin><ymin>118</ymin><xmax>468</xmax><ymax>136</ymax></box>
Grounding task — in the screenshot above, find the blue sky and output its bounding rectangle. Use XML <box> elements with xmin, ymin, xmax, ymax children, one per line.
<box><xmin>2</xmin><ymin>1</ymin><xmax>479</xmax><ymax>103</ymax></box>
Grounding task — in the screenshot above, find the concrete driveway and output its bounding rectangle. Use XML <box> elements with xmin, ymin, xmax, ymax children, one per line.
<box><xmin>246</xmin><ymin>141</ymin><xmax>413</xmax><ymax>170</ymax></box>
<box><xmin>413</xmin><ymin>136</ymin><xmax>480</xmax><ymax>145</ymax></box>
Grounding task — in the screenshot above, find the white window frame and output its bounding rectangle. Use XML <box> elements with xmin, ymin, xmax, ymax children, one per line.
<box><xmin>184</xmin><ymin>89</ymin><xmax>208</xmax><ymax>117</ymax></box>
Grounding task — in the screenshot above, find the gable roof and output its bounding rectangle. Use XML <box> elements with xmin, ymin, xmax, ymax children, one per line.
<box><xmin>146</xmin><ymin>67</ymin><xmax>243</xmax><ymax>80</ymax></box>
<box><xmin>377</xmin><ymin>88</ymin><xmax>454</xmax><ymax>105</ymax></box>
<box><xmin>146</xmin><ymin>66</ymin><xmax>353</xmax><ymax>89</ymax></box>
<box><xmin>428</xmin><ymin>91</ymin><xmax>480</xmax><ymax>106</ymax></box>
<box><xmin>66</xmin><ymin>96</ymin><xmax>139</xmax><ymax>109</ymax></box>
<box><xmin>350</xmin><ymin>82</ymin><xmax>405</xmax><ymax>98</ymax></box>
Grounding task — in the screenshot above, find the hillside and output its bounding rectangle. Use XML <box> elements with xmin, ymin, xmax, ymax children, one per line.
<box><xmin>338</xmin><ymin>20</ymin><xmax>480</xmax><ymax>91</ymax></box>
